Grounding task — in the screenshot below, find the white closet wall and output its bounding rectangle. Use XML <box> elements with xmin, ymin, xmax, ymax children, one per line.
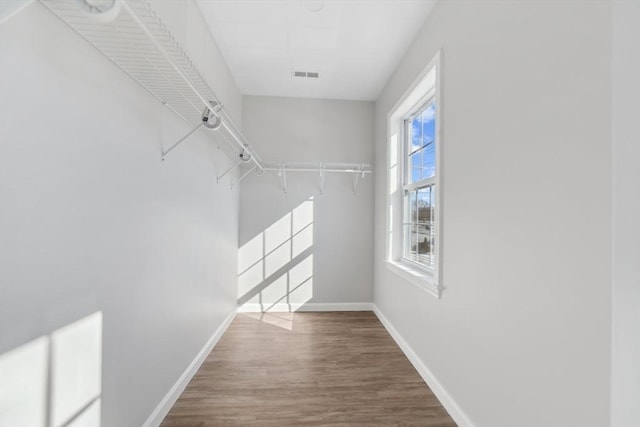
<box><xmin>0</xmin><ymin>1</ymin><xmax>241</xmax><ymax>426</ymax></box>
<box><xmin>239</xmin><ymin>96</ymin><xmax>375</xmax><ymax>310</ymax></box>
<box><xmin>373</xmin><ymin>1</ymin><xmax>612</xmax><ymax>426</ymax></box>
<box><xmin>612</xmin><ymin>0</ymin><xmax>640</xmax><ymax>425</ymax></box>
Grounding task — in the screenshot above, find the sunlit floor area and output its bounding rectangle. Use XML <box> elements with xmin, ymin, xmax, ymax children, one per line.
<box><xmin>160</xmin><ymin>312</ymin><xmax>456</xmax><ymax>426</ymax></box>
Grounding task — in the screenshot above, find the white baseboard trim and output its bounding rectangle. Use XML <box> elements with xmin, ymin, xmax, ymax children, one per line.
<box><xmin>142</xmin><ymin>309</ymin><xmax>237</xmax><ymax>427</ymax></box>
<box><xmin>372</xmin><ymin>305</ymin><xmax>475</xmax><ymax>427</ymax></box>
<box><xmin>237</xmin><ymin>302</ymin><xmax>374</xmax><ymax>313</ymax></box>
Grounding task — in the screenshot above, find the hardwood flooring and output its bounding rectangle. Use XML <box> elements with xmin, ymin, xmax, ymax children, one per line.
<box><xmin>161</xmin><ymin>311</ymin><xmax>457</xmax><ymax>426</ymax></box>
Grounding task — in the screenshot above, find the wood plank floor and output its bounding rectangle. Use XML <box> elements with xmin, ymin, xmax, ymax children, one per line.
<box><xmin>161</xmin><ymin>311</ymin><xmax>457</xmax><ymax>426</ymax></box>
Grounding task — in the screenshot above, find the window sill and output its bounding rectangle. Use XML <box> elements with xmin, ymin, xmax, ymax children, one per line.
<box><xmin>386</xmin><ymin>260</ymin><xmax>441</xmax><ymax>299</ymax></box>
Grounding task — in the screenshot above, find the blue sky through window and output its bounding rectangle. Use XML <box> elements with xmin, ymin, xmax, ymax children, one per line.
<box><xmin>409</xmin><ymin>102</ymin><xmax>435</xmax><ymax>183</ymax></box>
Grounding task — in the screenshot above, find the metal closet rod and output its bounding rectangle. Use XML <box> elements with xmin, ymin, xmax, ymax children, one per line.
<box><xmin>258</xmin><ymin>162</ymin><xmax>373</xmax><ymax>195</ymax></box>
<box><xmin>261</xmin><ymin>163</ymin><xmax>373</xmax><ymax>174</ymax></box>
<box><xmin>219</xmin><ymin>162</ymin><xmax>373</xmax><ymax>184</ymax></box>
<box><xmin>262</xmin><ymin>166</ymin><xmax>373</xmax><ymax>173</ymax></box>
<box><xmin>221</xmin><ymin>162</ymin><xmax>373</xmax><ymax>192</ymax></box>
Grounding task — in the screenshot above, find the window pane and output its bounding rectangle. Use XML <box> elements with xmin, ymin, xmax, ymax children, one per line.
<box><xmin>403</xmin><ymin>224</ymin><xmax>414</xmax><ymax>261</ymax></box>
<box><xmin>403</xmin><ymin>224</ymin><xmax>409</xmax><ymax>259</ymax></box>
<box><xmin>421</xmin><ymin>104</ymin><xmax>435</xmax><ymax>147</ymax></box>
<box><xmin>421</xmin><ymin>103</ymin><xmax>436</xmax><ymax>179</ymax></box>
<box><xmin>417</xmin><ymin>186</ymin><xmax>434</xmax><ymax>267</ymax></box>
<box><xmin>407</xmin><ymin>223</ymin><xmax>418</xmax><ymax>261</ymax></box>
<box><xmin>409</xmin><ymin>114</ymin><xmax>422</xmax><ymax>183</ymax></box>
<box><xmin>416</xmin><ymin>187</ymin><xmax>431</xmax><ymax>264</ymax></box>
<box><xmin>420</xmin><ymin>143</ymin><xmax>435</xmax><ymax>180</ymax></box>
<box><xmin>407</xmin><ymin>102</ymin><xmax>436</xmax><ymax>184</ymax></box>
<box><xmin>414</xmin><ymin>189</ymin><xmax>419</xmax><ymax>224</ymax></box>
<box><xmin>417</xmin><ymin>186</ymin><xmax>431</xmax><ymax>225</ymax></box>
<box><xmin>411</xmin><ymin>114</ymin><xmax>422</xmax><ymax>154</ymax></box>
<box><xmin>410</xmin><ymin>150</ymin><xmax>422</xmax><ymax>182</ymax></box>
<box><xmin>402</xmin><ymin>185</ymin><xmax>435</xmax><ymax>268</ymax></box>
<box><xmin>429</xmin><ymin>186</ymin><xmax>435</xmax><ymax>266</ymax></box>
<box><xmin>402</xmin><ymin>98</ymin><xmax>437</xmax><ymax>269</ymax></box>
<box><xmin>403</xmin><ymin>190</ymin><xmax>418</xmax><ymax>261</ymax></box>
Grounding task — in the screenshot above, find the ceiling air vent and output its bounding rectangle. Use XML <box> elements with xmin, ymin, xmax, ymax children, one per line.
<box><xmin>292</xmin><ymin>71</ymin><xmax>320</xmax><ymax>79</ymax></box>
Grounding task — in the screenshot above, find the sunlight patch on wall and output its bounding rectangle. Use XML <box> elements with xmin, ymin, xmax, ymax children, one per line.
<box><xmin>292</xmin><ymin>223</ymin><xmax>313</xmax><ymax>258</ymax></box>
<box><xmin>265</xmin><ymin>239</ymin><xmax>291</xmax><ymax>278</ymax></box>
<box><xmin>261</xmin><ymin>274</ymin><xmax>288</xmax><ymax>305</ymax></box>
<box><xmin>288</xmin><ymin>254</ymin><xmax>313</xmax><ymax>304</ymax></box>
<box><xmin>292</xmin><ymin>199</ymin><xmax>314</xmax><ymax>258</ymax></box>
<box><xmin>265</xmin><ymin>213</ymin><xmax>291</xmax><ymax>254</ymax></box>
<box><xmin>247</xmin><ymin>253</ymin><xmax>314</xmax><ymax>313</ymax></box>
<box><xmin>237</xmin><ymin>233</ymin><xmax>263</xmax><ymax>275</ymax></box>
<box><xmin>66</xmin><ymin>398</ymin><xmax>101</xmax><ymax>427</ymax></box>
<box><xmin>238</xmin><ymin>197</ymin><xmax>315</xmax><ymax>320</ymax></box>
<box><xmin>0</xmin><ymin>312</ymin><xmax>103</xmax><ymax>427</ymax></box>
<box><xmin>0</xmin><ymin>337</ymin><xmax>48</xmax><ymax>427</ymax></box>
<box><xmin>238</xmin><ymin>258</ymin><xmax>264</xmax><ymax>300</ymax></box>
<box><xmin>292</xmin><ymin>199</ymin><xmax>313</xmax><ymax>233</ymax></box>
<box><xmin>51</xmin><ymin>312</ymin><xmax>102</xmax><ymax>427</ymax></box>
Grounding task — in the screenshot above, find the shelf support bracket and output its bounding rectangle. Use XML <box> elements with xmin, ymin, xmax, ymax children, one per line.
<box><xmin>230</xmin><ymin>165</ymin><xmax>257</xmax><ymax>189</ymax></box>
<box><xmin>353</xmin><ymin>164</ymin><xmax>365</xmax><ymax>195</ymax></box>
<box><xmin>161</xmin><ymin>122</ymin><xmax>203</xmax><ymax>161</ymax></box>
<box><xmin>217</xmin><ymin>158</ymin><xmax>242</xmax><ymax>183</ymax></box>
<box><xmin>279</xmin><ymin>162</ymin><xmax>288</xmax><ymax>194</ymax></box>
<box><xmin>319</xmin><ymin>163</ymin><xmax>325</xmax><ymax>194</ymax></box>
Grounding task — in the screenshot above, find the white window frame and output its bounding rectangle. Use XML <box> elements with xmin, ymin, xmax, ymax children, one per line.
<box><xmin>385</xmin><ymin>52</ymin><xmax>443</xmax><ymax>298</ymax></box>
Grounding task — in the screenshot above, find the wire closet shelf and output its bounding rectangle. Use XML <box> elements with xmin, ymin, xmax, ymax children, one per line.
<box><xmin>41</xmin><ymin>0</ymin><xmax>372</xmax><ymax>192</ymax></box>
<box><xmin>40</xmin><ymin>0</ymin><xmax>263</xmax><ymax>169</ymax></box>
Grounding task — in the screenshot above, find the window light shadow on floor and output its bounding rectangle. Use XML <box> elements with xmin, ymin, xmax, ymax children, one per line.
<box><xmin>0</xmin><ymin>312</ymin><xmax>103</xmax><ymax>427</ymax></box>
<box><xmin>237</xmin><ymin>197</ymin><xmax>314</xmax><ymax>329</ymax></box>
<box><xmin>243</xmin><ymin>311</ymin><xmax>297</xmax><ymax>330</ymax></box>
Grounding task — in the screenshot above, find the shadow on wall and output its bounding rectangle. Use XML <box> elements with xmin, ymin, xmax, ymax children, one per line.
<box><xmin>0</xmin><ymin>312</ymin><xmax>103</xmax><ymax>427</ymax></box>
<box><xmin>237</xmin><ymin>197</ymin><xmax>315</xmax><ymax>323</ymax></box>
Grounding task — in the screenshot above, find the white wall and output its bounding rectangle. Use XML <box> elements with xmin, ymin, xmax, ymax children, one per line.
<box><xmin>239</xmin><ymin>96</ymin><xmax>374</xmax><ymax>310</ymax></box>
<box><xmin>0</xmin><ymin>2</ymin><xmax>241</xmax><ymax>426</ymax></box>
<box><xmin>373</xmin><ymin>1</ymin><xmax>612</xmax><ymax>426</ymax></box>
<box><xmin>611</xmin><ymin>0</ymin><xmax>640</xmax><ymax>425</ymax></box>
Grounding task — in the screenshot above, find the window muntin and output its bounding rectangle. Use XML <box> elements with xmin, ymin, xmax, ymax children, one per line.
<box><xmin>402</xmin><ymin>99</ymin><xmax>436</xmax><ymax>269</ymax></box>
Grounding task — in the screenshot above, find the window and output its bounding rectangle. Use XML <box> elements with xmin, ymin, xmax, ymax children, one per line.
<box><xmin>403</xmin><ymin>100</ymin><xmax>436</xmax><ymax>269</ymax></box>
<box><xmin>386</xmin><ymin>52</ymin><xmax>441</xmax><ymax>298</ymax></box>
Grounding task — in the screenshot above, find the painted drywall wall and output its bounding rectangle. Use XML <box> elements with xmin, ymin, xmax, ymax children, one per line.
<box><xmin>0</xmin><ymin>0</ymin><xmax>32</xmax><ymax>23</ymax></box>
<box><xmin>0</xmin><ymin>2</ymin><xmax>242</xmax><ymax>426</ymax></box>
<box><xmin>611</xmin><ymin>0</ymin><xmax>640</xmax><ymax>425</ymax></box>
<box><xmin>239</xmin><ymin>96</ymin><xmax>374</xmax><ymax>310</ymax></box>
<box><xmin>373</xmin><ymin>1</ymin><xmax>612</xmax><ymax>426</ymax></box>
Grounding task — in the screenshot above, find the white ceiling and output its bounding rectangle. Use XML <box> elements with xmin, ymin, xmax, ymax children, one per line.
<box><xmin>196</xmin><ymin>0</ymin><xmax>437</xmax><ymax>101</ymax></box>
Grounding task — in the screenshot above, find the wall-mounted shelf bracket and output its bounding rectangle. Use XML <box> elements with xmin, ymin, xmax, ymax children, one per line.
<box><xmin>282</xmin><ymin>163</ymin><xmax>287</xmax><ymax>193</ymax></box>
<box><xmin>319</xmin><ymin>163</ymin><xmax>326</xmax><ymax>195</ymax></box>
<box><xmin>161</xmin><ymin>122</ymin><xmax>202</xmax><ymax>161</ymax></box>
<box><xmin>216</xmin><ymin>158</ymin><xmax>242</xmax><ymax>183</ymax></box>
<box><xmin>230</xmin><ymin>165</ymin><xmax>257</xmax><ymax>189</ymax></box>
<box><xmin>278</xmin><ymin>163</ymin><xmax>288</xmax><ymax>194</ymax></box>
<box><xmin>41</xmin><ymin>0</ymin><xmax>263</xmax><ymax>171</ymax></box>
<box><xmin>352</xmin><ymin>164</ymin><xmax>366</xmax><ymax>195</ymax></box>
<box><xmin>162</xmin><ymin>103</ymin><xmax>221</xmax><ymax>160</ymax></box>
